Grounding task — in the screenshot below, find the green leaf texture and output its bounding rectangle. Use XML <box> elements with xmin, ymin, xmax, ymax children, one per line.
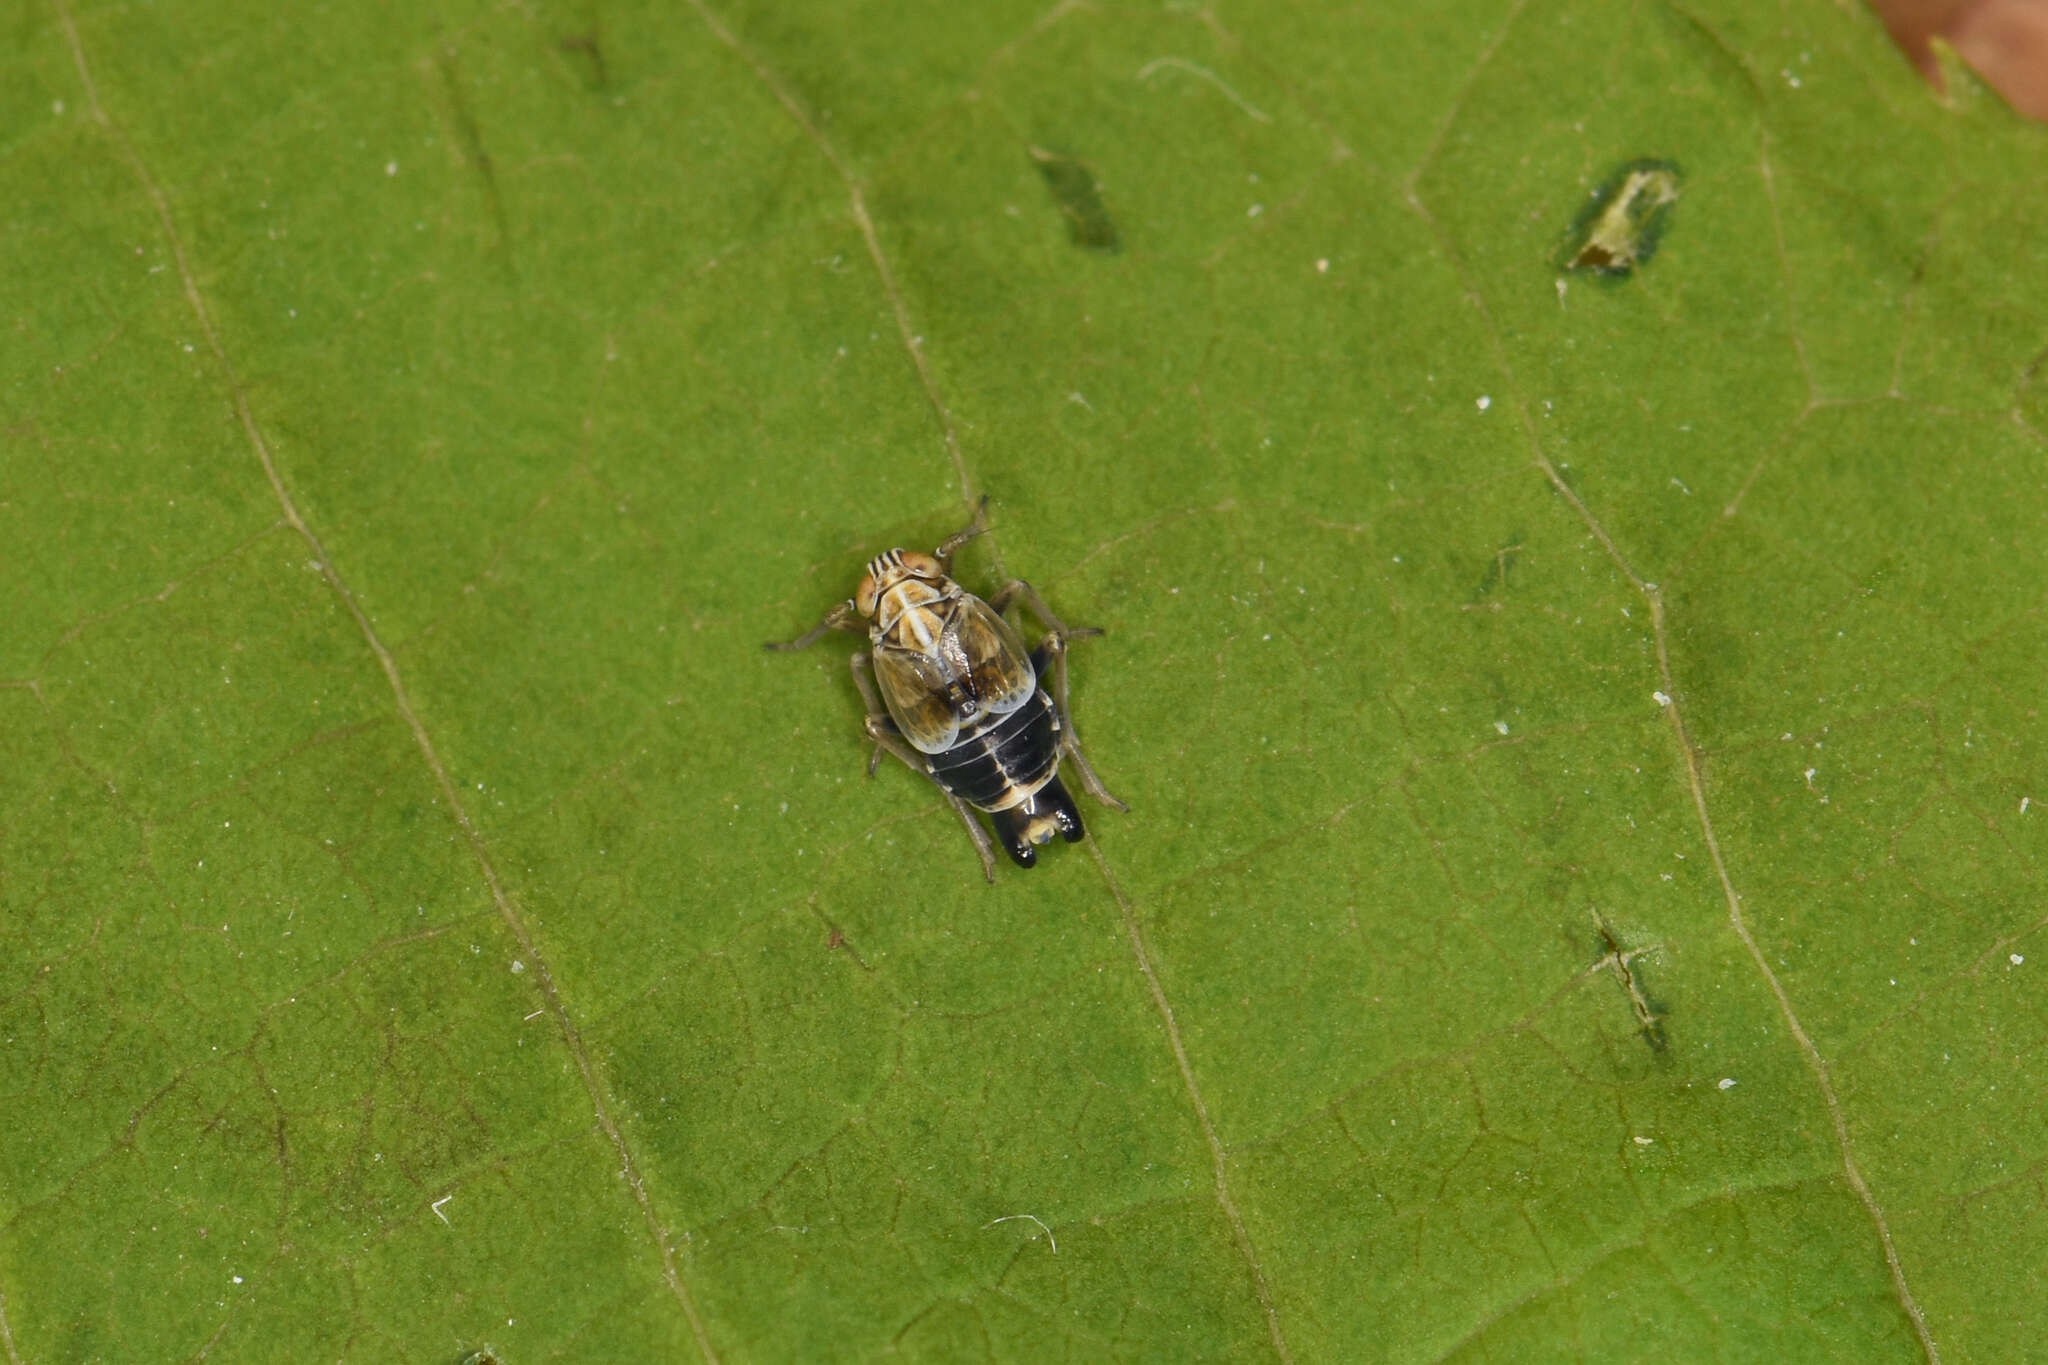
<box><xmin>4</xmin><ymin>0</ymin><xmax>2045</xmax><ymax>1359</ymax></box>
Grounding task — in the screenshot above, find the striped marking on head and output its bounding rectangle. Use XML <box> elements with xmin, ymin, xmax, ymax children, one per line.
<box><xmin>855</xmin><ymin>548</ymin><xmax>944</xmax><ymax>618</ymax></box>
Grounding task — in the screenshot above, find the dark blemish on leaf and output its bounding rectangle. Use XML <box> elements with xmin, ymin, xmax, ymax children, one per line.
<box><xmin>1659</xmin><ymin>4</ymin><xmax>1765</xmax><ymax>104</ymax></box>
<box><xmin>1594</xmin><ymin>911</ymin><xmax>1667</xmax><ymax>1052</ymax></box>
<box><xmin>1635</xmin><ymin>991</ymin><xmax>1668</xmax><ymax>1053</ymax></box>
<box><xmin>824</xmin><ymin>922</ymin><xmax>873</xmax><ymax>970</ymax></box>
<box><xmin>2019</xmin><ymin>345</ymin><xmax>2048</xmax><ymax>432</ymax></box>
<box><xmin>434</xmin><ymin>48</ymin><xmax>514</xmax><ymax>264</ymax></box>
<box><xmin>1559</xmin><ymin>159</ymin><xmax>1682</xmax><ymax>279</ymax></box>
<box><xmin>559</xmin><ymin>30</ymin><xmax>608</xmax><ymax>90</ymax></box>
<box><xmin>457</xmin><ymin>1351</ymin><xmax>502</xmax><ymax>1365</ymax></box>
<box><xmin>1030</xmin><ymin>146</ymin><xmax>1118</xmax><ymax>252</ymax></box>
<box><xmin>1473</xmin><ymin>537</ymin><xmax>1524</xmax><ymax>600</ymax></box>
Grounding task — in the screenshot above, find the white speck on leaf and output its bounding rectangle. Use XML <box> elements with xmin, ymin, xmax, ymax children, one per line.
<box><xmin>1475</xmin><ymin>394</ymin><xmax>1491</xmax><ymax>411</ymax></box>
<box><xmin>1653</xmin><ymin>691</ymin><xmax>1671</xmax><ymax>707</ymax></box>
<box><xmin>1493</xmin><ymin>720</ymin><xmax>1509</xmax><ymax>735</ymax></box>
<box><xmin>1718</xmin><ymin>1077</ymin><xmax>1736</xmax><ymax>1090</ymax></box>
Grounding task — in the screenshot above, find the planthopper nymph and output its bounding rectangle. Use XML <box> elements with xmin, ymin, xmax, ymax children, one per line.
<box><xmin>768</xmin><ymin>499</ymin><xmax>1125</xmax><ymax>881</ymax></box>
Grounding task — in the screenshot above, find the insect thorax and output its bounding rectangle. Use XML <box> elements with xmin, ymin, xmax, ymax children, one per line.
<box><xmin>871</xmin><ymin>577</ymin><xmax>957</xmax><ymax>653</ymax></box>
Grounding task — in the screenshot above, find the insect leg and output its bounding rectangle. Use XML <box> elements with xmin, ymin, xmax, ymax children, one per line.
<box><xmin>934</xmin><ymin>494</ymin><xmax>992</xmax><ymax>567</ymax></box>
<box><xmin>986</xmin><ymin>578</ymin><xmax>1103</xmax><ymax>642</ymax></box>
<box><xmin>1030</xmin><ymin>631</ymin><xmax>1128</xmax><ymax>812</ymax></box>
<box><xmin>938</xmin><ymin>788</ymin><xmax>999</xmax><ymax>883</ymax></box>
<box><xmin>852</xmin><ymin>653</ymin><xmax>997</xmax><ymax>881</ymax></box>
<box><xmin>848</xmin><ymin>652</ymin><xmax>903</xmax><ymax>776</ymax></box>
<box><xmin>766</xmin><ymin>598</ymin><xmax>862</xmax><ymax>652</ymax></box>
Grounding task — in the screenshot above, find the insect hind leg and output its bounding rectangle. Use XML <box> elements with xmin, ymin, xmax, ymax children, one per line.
<box><xmin>988</xmin><ymin>577</ymin><xmax>1078</xmax><ymax>636</ymax></box>
<box><xmin>851</xmin><ymin>653</ymin><xmax>1000</xmax><ymax>882</ymax></box>
<box><xmin>1028</xmin><ymin>632</ymin><xmax>1127</xmax><ymax>813</ymax></box>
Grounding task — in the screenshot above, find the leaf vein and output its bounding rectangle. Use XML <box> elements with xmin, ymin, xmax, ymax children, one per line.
<box><xmin>685</xmin><ymin>4</ymin><xmax>1297</xmax><ymax>1353</ymax></box>
<box><xmin>50</xmin><ymin>3</ymin><xmax>720</xmax><ymax>1358</ymax></box>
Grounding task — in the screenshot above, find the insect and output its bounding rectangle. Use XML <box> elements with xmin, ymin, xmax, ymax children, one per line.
<box><xmin>768</xmin><ymin>499</ymin><xmax>1125</xmax><ymax>880</ymax></box>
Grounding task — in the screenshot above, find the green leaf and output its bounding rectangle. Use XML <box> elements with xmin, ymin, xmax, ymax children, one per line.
<box><xmin>5</xmin><ymin>0</ymin><xmax>2044</xmax><ymax>1359</ymax></box>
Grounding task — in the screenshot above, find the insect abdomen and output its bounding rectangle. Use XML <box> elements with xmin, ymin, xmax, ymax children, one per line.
<box><xmin>925</xmin><ymin>689</ymin><xmax>1060</xmax><ymax>811</ymax></box>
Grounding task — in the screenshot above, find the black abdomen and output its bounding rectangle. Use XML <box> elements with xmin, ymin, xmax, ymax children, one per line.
<box><xmin>926</xmin><ymin>689</ymin><xmax>1060</xmax><ymax>811</ymax></box>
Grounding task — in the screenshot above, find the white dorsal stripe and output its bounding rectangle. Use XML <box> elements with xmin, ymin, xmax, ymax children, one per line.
<box><xmin>875</xmin><ymin>572</ymin><xmax>949</xmax><ymax>654</ymax></box>
<box><xmin>901</xmin><ymin>591</ymin><xmax>937</xmax><ymax>652</ymax></box>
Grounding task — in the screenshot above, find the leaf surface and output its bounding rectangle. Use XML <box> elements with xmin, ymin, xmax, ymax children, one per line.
<box><xmin>4</xmin><ymin>0</ymin><xmax>2045</xmax><ymax>1359</ymax></box>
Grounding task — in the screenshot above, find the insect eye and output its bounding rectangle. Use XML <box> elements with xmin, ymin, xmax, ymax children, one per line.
<box><xmin>854</xmin><ymin>574</ymin><xmax>879</xmax><ymax>617</ymax></box>
<box><xmin>898</xmin><ymin>551</ymin><xmax>943</xmax><ymax>579</ymax></box>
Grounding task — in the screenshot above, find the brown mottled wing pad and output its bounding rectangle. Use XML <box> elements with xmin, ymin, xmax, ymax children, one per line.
<box><xmin>872</xmin><ymin>645</ymin><xmax>962</xmax><ymax>754</ymax></box>
<box><xmin>947</xmin><ymin>595</ymin><xmax>1036</xmax><ymax>716</ymax></box>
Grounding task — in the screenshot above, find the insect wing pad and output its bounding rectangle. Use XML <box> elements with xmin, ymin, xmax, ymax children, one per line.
<box><xmin>873</xmin><ymin>645</ymin><xmax>963</xmax><ymax>754</ymax></box>
<box><xmin>949</xmin><ymin>595</ymin><xmax>1037</xmax><ymax>716</ymax></box>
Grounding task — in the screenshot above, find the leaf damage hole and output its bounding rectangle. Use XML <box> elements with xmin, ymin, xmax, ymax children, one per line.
<box><xmin>1594</xmin><ymin>911</ymin><xmax>1667</xmax><ymax>1052</ymax></box>
<box><xmin>1559</xmin><ymin>158</ymin><xmax>1682</xmax><ymax>279</ymax></box>
<box><xmin>1030</xmin><ymin>146</ymin><xmax>1118</xmax><ymax>252</ymax></box>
